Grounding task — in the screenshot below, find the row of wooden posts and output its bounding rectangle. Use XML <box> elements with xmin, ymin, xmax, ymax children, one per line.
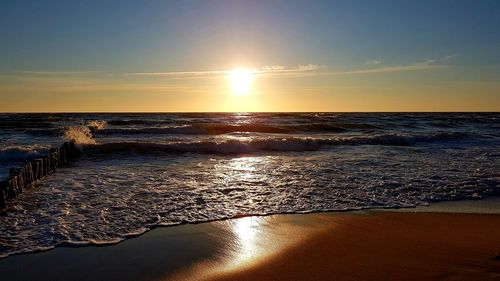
<box><xmin>0</xmin><ymin>141</ymin><xmax>79</xmax><ymax>210</ymax></box>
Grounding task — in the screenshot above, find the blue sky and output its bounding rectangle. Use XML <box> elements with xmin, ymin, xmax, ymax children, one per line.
<box><xmin>0</xmin><ymin>0</ymin><xmax>499</xmax><ymax>111</ymax></box>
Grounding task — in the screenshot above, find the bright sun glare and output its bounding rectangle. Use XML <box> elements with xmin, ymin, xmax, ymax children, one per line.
<box><xmin>229</xmin><ymin>68</ymin><xmax>253</xmax><ymax>95</ymax></box>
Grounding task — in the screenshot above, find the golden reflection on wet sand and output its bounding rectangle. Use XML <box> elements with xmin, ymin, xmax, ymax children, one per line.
<box><xmin>227</xmin><ymin>216</ymin><xmax>264</xmax><ymax>269</ymax></box>
<box><xmin>167</xmin><ymin>213</ymin><xmax>327</xmax><ymax>281</ymax></box>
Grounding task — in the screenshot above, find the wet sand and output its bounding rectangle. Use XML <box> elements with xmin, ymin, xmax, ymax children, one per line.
<box><xmin>205</xmin><ymin>212</ymin><xmax>500</xmax><ymax>281</ymax></box>
<box><xmin>1</xmin><ymin>203</ymin><xmax>500</xmax><ymax>281</ymax></box>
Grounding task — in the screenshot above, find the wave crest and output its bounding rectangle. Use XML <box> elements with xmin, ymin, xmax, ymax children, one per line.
<box><xmin>86</xmin><ymin>120</ymin><xmax>108</xmax><ymax>130</ymax></box>
<box><xmin>82</xmin><ymin>132</ymin><xmax>468</xmax><ymax>155</ymax></box>
<box><xmin>0</xmin><ymin>146</ymin><xmax>50</xmax><ymax>163</ymax></box>
<box><xmin>96</xmin><ymin>123</ymin><xmax>349</xmax><ymax>136</ymax></box>
<box><xmin>84</xmin><ymin>138</ymin><xmax>322</xmax><ymax>155</ymax></box>
<box><xmin>64</xmin><ymin>126</ymin><xmax>96</xmax><ymax>144</ymax></box>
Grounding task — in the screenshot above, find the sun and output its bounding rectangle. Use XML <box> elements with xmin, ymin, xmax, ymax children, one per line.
<box><xmin>229</xmin><ymin>68</ymin><xmax>254</xmax><ymax>95</ymax></box>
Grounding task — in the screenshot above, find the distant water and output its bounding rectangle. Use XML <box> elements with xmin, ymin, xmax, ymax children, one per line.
<box><xmin>0</xmin><ymin>113</ymin><xmax>499</xmax><ymax>258</ymax></box>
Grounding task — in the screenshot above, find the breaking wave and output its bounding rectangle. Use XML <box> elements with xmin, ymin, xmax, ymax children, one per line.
<box><xmin>107</xmin><ymin>119</ymin><xmax>170</xmax><ymax>126</ymax></box>
<box><xmin>63</xmin><ymin>126</ymin><xmax>96</xmax><ymax>145</ymax></box>
<box><xmin>86</xmin><ymin>120</ymin><xmax>108</xmax><ymax>130</ymax></box>
<box><xmin>0</xmin><ymin>146</ymin><xmax>48</xmax><ymax>162</ymax></box>
<box><xmin>339</xmin><ymin>131</ymin><xmax>469</xmax><ymax>146</ymax></box>
<box><xmin>96</xmin><ymin>123</ymin><xmax>351</xmax><ymax>136</ymax></box>
<box><xmin>82</xmin><ymin>132</ymin><xmax>469</xmax><ymax>155</ymax></box>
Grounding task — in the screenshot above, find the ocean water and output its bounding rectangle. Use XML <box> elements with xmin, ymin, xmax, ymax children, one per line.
<box><xmin>0</xmin><ymin>113</ymin><xmax>499</xmax><ymax>258</ymax></box>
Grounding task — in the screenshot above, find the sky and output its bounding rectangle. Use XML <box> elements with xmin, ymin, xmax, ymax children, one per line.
<box><xmin>0</xmin><ymin>0</ymin><xmax>499</xmax><ymax>112</ymax></box>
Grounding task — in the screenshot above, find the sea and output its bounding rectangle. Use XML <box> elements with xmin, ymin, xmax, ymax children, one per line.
<box><xmin>0</xmin><ymin>112</ymin><xmax>499</xmax><ymax>258</ymax></box>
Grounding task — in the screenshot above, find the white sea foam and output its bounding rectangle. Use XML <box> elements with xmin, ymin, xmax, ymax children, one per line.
<box><xmin>86</xmin><ymin>120</ymin><xmax>108</xmax><ymax>130</ymax></box>
<box><xmin>63</xmin><ymin>126</ymin><xmax>96</xmax><ymax>144</ymax></box>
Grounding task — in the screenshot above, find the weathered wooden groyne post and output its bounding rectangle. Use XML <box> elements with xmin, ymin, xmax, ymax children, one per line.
<box><xmin>0</xmin><ymin>141</ymin><xmax>80</xmax><ymax>210</ymax></box>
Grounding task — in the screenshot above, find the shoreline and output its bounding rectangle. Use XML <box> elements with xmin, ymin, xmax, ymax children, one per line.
<box><xmin>0</xmin><ymin>198</ymin><xmax>499</xmax><ymax>280</ymax></box>
<box><xmin>2</xmin><ymin>196</ymin><xmax>499</xmax><ymax>260</ymax></box>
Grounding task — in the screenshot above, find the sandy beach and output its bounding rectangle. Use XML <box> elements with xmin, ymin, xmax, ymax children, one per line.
<box><xmin>1</xmin><ymin>199</ymin><xmax>500</xmax><ymax>281</ymax></box>
<box><xmin>205</xmin><ymin>212</ymin><xmax>500</xmax><ymax>281</ymax></box>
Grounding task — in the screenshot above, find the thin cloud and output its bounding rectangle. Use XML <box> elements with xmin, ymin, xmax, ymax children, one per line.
<box><xmin>441</xmin><ymin>54</ymin><xmax>457</xmax><ymax>61</ymax></box>
<box><xmin>255</xmin><ymin>64</ymin><xmax>327</xmax><ymax>74</ymax></box>
<box><xmin>260</xmin><ymin>65</ymin><xmax>286</xmax><ymax>71</ymax></box>
<box><xmin>125</xmin><ymin>70</ymin><xmax>229</xmax><ymax>77</ymax></box>
<box><xmin>266</xmin><ymin>59</ymin><xmax>450</xmax><ymax>78</ymax></box>
<box><xmin>364</xmin><ymin>59</ymin><xmax>382</xmax><ymax>66</ymax></box>
<box><xmin>126</xmin><ymin>64</ymin><xmax>327</xmax><ymax>77</ymax></box>
<box><xmin>295</xmin><ymin>64</ymin><xmax>326</xmax><ymax>71</ymax></box>
<box><xmin>17</xmin><ymin>70</ymin><xmax>101</xmax><ymax>76</ymax></box>
<box><xmin>331</xmin><ymin>60</ymin><xmax>447</xmax><ymax>76</ymax></box>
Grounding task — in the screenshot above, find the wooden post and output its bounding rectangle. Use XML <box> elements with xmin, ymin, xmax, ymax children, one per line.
<box><xmin>9</xmin><ymin>168</ymin><xmax>23</xmax><ymax>194</ymax></box>
<box><xmin>59</xmin><ymin>146</ymin><xmax>66</xmax><ymax>165</ymax></box>
<box><xmin>22</xmin><ymin>164</ymin><xmax>30</xmax><ymax>187</ymax></box>
<box><xmin>63</xmin><ymin>142</ymin><xmax>71</xmax><ymax>160</ymax></box>
<box><xmin>27</xmin><ymin>162</ymin><xmax>34</xmax><ymax>185</ymax></box>
<box><xmin>50</xmin><ymin>149</ymin><xmax>59</xmax><ymax>171</ymax></box>
<box><xmin>0</xmin><ymin>180</ymin><xmax>7</xmax><ymax>209</ymax></box>
<box><xmin>18</xmin><ymin>167</ymin><xmax>25</xmax><ymax>193</ymax></box>
<box><xmin>34</xmin><ymin>159</ymin><xmax>43</xmax><ymax>180</ymax></box>
<box><xmin>8</xmin><ymin>176</ymin><xmax>18</xmax><ymax>198</ymax></box>
<box><xmin>42</xmin><ymin>157</ymin><xmax>48</xmax><ymax>176</ymax></box>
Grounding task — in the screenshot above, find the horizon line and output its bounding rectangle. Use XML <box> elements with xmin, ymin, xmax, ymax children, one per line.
<box><xmin>0</xmin><ymin>111</ymin><xmax>497</xmax><ymax>114</ymax></box>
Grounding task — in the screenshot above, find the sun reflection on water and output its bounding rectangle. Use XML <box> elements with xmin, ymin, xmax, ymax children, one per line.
<box><xmin>214</xmin><ymin>155</ymin><xmax>272</xmax><ymax>186</ymax></box>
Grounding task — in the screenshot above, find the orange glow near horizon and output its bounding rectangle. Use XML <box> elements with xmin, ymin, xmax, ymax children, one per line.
<box><xmin>1</xmin><ymin>66</ymin><xmax>499</xmax><ymax>112</ymax></box>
